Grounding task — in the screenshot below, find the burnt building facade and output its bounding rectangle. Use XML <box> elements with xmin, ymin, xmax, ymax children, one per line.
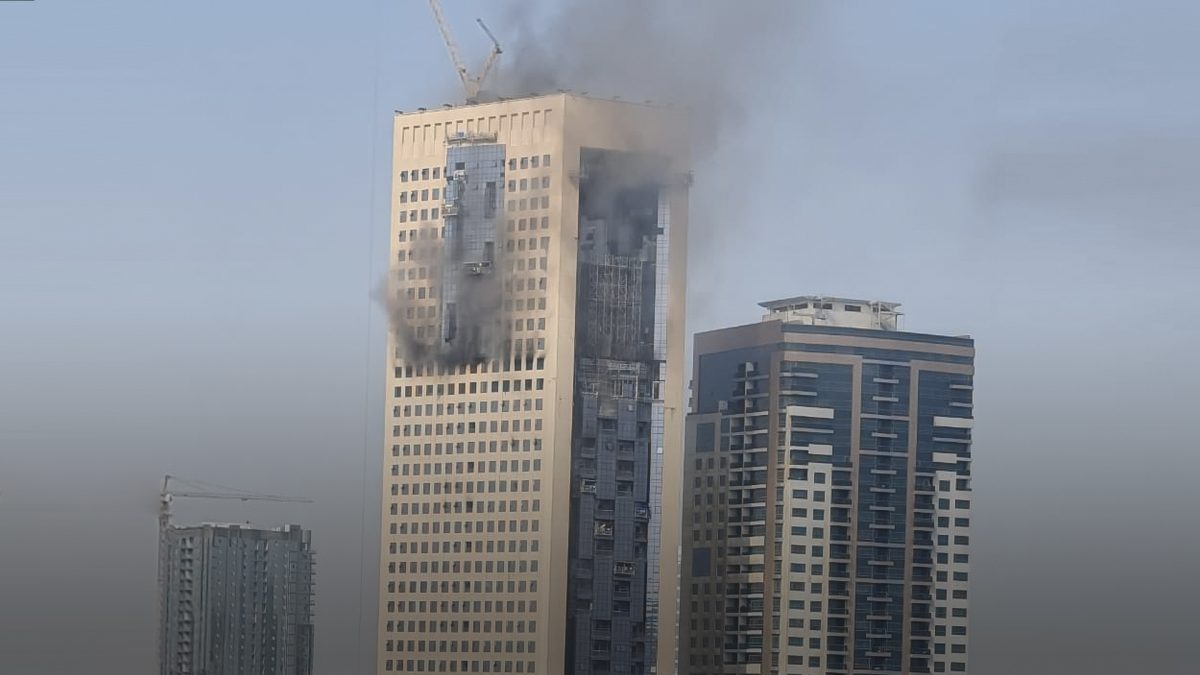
<box><xmin>379</xmin><ymin>94</ymin><xmax>688</xmax><ymax>675</ymax></box>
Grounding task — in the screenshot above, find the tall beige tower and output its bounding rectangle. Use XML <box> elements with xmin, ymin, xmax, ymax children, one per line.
<box><xmin>378</xmin><ymin>93</ymin><xmax>689</xmax><ymax>675</ymax></box>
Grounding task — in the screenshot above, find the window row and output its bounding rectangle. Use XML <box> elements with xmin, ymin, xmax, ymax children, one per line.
<box><xmin>386</xmin><ymin>619</ymin><xmax>536</xmax><ymax>634</ymax></box>
<box><xmin>387</xmin><ymin>598</ymin><xmax>538</xmax><ymax>617</ymax></box>
<box><xmin>399</xmin><ymin>209</ymin><xmax>439</xmax><ymax>223</ymax></box>
<box><xmin>400</xmin><ymin>188</ymin><xmax>441</xmax><ymax>204</ymax></box>
<box><xmin>508</xmin><ymin>217</ymin><xmax>550</xmax><ymax>232</ymax></box>
<box><xmin>394</xmin><ymin>418</ymin><xmax>543</xmax><ymax>437</ymax></box>
<box><xmin>392</xmin><ymin>458</ymin><xmax>542</xmax><ymax>474</ymax></box>
<box><xmin>387</xmin><ymin>537</ymin><xmax>538</xmax><ymax>555</ymax></box>
<box><xmin>399</xmin><ymin>167</ymin><xmax>442</xmax><ymax>182</ymax></box>
<box><xmin>506</xmin><ymin>197</ymin><xmax>551</xmax><ymax>213</ymax></box>
<box><xmin>509</xmin><ymin>155</ymin><xmax>550</xmax><ymax>171</ymax></box>
<box><xmin>396</xmin><ymin>404</ymin><xmax>545</xmax><ymax>425</ymax></box>
<box><xmin>392</xmin><ymin>500</ymin><xmax>542</xmax><ymax>521</ymax></box>
<box><xmin>397</xmin><ymin>378</ymin><xmax>545</xmax><ymax>399</ymax></box>
<box><xmin>386</xmin><ymin>439</ymin><xmax>542</xmax><ymax>465</ymax></box>
<box><xmin>393</xmin><ymin>441</ymin><xmax>542</xmax><ymax>458</ymax></box>
<box><xmin>507</xmin><ymin>176</ymin><xmax>551</xmax><ymax>192</ymax></box>
<box><xmin>388</xmin><ymin>579</ymin><xmax>539</xmax><ymax>596</ymax></box>
<box><xmin>392</xmin><ymin>478</ymin><xmax>542</xmax><ymax>497</ymax></box>
<box><xmin>387</xmin><ymin>559</ymin><xmax>538</xmax><ymax>576</ymax></box>
<box><xmin>386</xmin><ymin>639</ymin><xmax>536</xmax><ymax>654</ymax></box>
<box><xmin>384</xmin><ymin>657</ymin><xmax>536</xmax><ymax>673</ymax></box>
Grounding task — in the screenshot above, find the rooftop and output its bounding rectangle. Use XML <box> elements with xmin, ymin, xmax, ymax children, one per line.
<box><xmin>760</xmin><ymin>295</ymin><xmax>903</xmax><ymax>332</ymax></box>
<box><xmin>759</xmin><ymin>295</ymin><xmax>901</xmax><ymax>313</ymax></box>
<box><xmin>393</xmin><ymin>90</ymin><xmax>679</xmax><ymax>118</ymax></box>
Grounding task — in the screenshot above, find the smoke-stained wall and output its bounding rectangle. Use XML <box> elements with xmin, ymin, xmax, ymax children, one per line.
<box><xmin>440</xmin><ymin>138</ymin><xmax>506</xmax><ymax>364</ymax></box>
<box><xmin>565</xmin><ymin>149</ymin><xmax>669</xmax><ymax>675</ymax></box>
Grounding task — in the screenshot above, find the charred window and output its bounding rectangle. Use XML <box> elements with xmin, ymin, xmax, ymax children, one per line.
<box><xmin>485</xmin><ymin>181</ymin><xmax>497</xmax><ymax>218</ymax></box>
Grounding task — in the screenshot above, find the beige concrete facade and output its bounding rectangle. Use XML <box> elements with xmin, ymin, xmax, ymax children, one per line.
<box><xmin>379</xmin><ymin>94</ymin><xmax>688</xmax><ymax>675</ymax></box>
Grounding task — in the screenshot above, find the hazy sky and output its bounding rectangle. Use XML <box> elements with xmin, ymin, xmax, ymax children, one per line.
<box><xmin>2</xmin><ymin>1</ymin><xmax>1198</xmax><ymax>674</ymax></box>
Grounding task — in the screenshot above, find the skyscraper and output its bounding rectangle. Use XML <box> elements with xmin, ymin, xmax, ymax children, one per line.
<box><xmin>679</xmin><ymin>297</ymin><xmax>975</xmax><ymax>675</ymax></box>
<box><xmin>378</xmin><ymin>94</ymin><xmax>689</xmax><ymax>675</ymax></box>
<box><xmin>160</xmin><ymin>523</ymin><xmax>315</xmax><ymax>675</ymax></box>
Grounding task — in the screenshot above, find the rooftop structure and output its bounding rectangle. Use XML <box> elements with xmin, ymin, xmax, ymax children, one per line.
<box><xmin>759</xmin><ymin>296</ymin><xmax>903</xmax><ymax>331</ymax></box>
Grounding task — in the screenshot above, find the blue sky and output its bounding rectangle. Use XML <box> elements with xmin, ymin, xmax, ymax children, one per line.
<box><xmin>2</xmin><ymin>1</ymin><xmax>1198</xmax><ymax>674</ymax></box>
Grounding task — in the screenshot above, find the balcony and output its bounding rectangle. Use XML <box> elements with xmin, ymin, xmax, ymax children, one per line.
<box><xmin>634</xmin><ymin>503</ymin><xmax>650</xmax><ymax>521</ymax></box>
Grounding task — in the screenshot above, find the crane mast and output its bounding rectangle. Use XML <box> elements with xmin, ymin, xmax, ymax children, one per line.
<box><xmin>426</xmin><ymin>0</ymin><xmax>503</xmax><ymax>103</ymax></box>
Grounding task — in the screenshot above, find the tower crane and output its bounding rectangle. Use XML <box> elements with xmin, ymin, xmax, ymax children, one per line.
<box><xmin>157</xmin><ymin>474</ymin><xmax>311</xmax><ymax>671</ymax></box>
<box><xmin>158</xmin><ymin>474</ymin><xmax>312</xmax><ymax>531</ymax></box>
<box><xmin>427</xmin><ymin>0</ymin><xmax>502</xmax><ymax>103</ymax></box>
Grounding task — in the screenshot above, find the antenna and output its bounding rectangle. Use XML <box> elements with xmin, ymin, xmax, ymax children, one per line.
<box><xmin>427</xmin><ymin>0</ymin><xmax>503</xmax><ymax>103</ymax></box>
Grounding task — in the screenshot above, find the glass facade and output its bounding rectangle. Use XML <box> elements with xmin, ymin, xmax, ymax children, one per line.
<box><xmin>566</xmin><ymin>148</ymin><xmax>670</xmax><ymax>675</ymax></box>
<box><xmin>440</xmin><ymin>139</ymin><xmax>506</xmax><ymax>363</ymax></box>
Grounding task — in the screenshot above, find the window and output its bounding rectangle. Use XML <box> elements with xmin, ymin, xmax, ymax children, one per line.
<box><xmin>485</xmin><ymin>182</ymin><xmax>497</xmax><ymax>218</ymax></box>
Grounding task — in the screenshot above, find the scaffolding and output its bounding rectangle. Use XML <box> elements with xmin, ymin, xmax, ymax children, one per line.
<box><xmin>583</xmin><ymin>254</ymin><xmax>644</xmax><ymax>359</ymax></box>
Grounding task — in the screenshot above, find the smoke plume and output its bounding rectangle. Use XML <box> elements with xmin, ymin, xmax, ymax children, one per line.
<box><xmin>495</xmin><ymin>0</ymin><xmax>805</xmax><ymax>325</ymax></box>
<box><xmin>375</xmin><ymin>242</ymin><xmax>508</xmax><ymax>369</ymax></box>
<box><xmin>497</xmin><ymin>0</ymin><xmax>803</xmax><ymax>155</ymax></box>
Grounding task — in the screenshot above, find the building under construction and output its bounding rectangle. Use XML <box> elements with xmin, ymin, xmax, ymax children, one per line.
<box><xmin>378</xmin><ymin>90</ymin><xmax>689</xmax><ymax>675</ymax></box>
<box><xmin>160</xmin><ymin>523</ymin><xmax>315</xmax><ymax>675</ymax></box>
<box><xmin>158</xmin><ymin>476</ymin><xmax>315</xmax><ymax>675</ymax></box>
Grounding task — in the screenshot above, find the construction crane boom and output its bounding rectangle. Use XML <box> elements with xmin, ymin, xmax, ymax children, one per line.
<box><xmin>427</xmin><ymin>0</ymin><xmax>469</xmax><ymax>91</ymax></box>
<box><xmin>167</xmin><ymin>491</ymin><xmax>310</xmax><ymax>502</ymax></box>
<box><xmin>159</xmin><ymin>473</ymin><xmax>311</xmax><ymax>529</ymax></box>
<box><xmin>475</xmin><ymin>18</ymin><xmax>502</xmax><ymax>90</ymax></box>
<box><xmin>426</xmin><ymin>0</ymin><xmax>503</xmax><ymax>103</ymax></box>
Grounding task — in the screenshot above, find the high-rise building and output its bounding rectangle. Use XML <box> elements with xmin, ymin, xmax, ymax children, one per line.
<box><xmin>679</xmin><ymin>297</ymin><xmax>975</xmax><ymax>675</ymax></box>
<box><xmin>160</xmin><ymin>523</ymin><xmax>315</xmax><ymax>675</ymax></box>
<box><xmin>378</xmin><ymin>94</ymin><xmax>689</xmax><ymax>675</ymax></box>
